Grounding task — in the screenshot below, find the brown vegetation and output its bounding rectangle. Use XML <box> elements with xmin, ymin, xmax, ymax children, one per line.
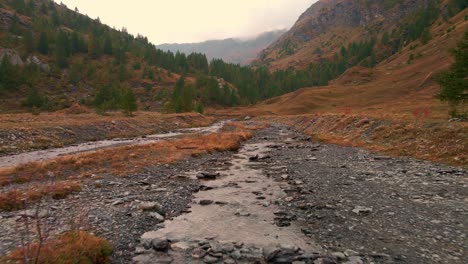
<box><xmin>0</xmin><ymin>181</ymin><xmax>81</xmax><ymax>211</ymax></box>
<box><xmin>4</xmin><ymin>231</ymin><xmax>112</xmax><ymax>264</ymax></box>
<box><xmin>257</xmin><ymin>114</ymin><xmax>467</xmax><ymax>166</ymax></box>
<box><xmin>0</xmin><ymin>112</ymin><xmax>215</xmax><ymax>155</ymax></box>
<box><xmin>0</xmin><ymin>129</ymin><xmax>253</xmax><ymax>187</ymax></box>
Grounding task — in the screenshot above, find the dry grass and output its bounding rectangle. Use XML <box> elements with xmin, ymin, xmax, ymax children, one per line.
<box><xmin>0</xmin><ymin>111</ymin><xmax>215</xmax><ymax>155</ymax></box>
<box><xmin>4</xmin><ymin>231</ymin><xmax>112</xmax><ymax>264</ymax></box>
<box><xmin>0</xmin><ymin>111</ymin><xmax>213</xmax><ymax>130</ymax></box>
<box><xmin>0</xmin><ymin>129</ymin><xmax>253</xmax><ymax>187</ymax></box>
<box><xmin>0</xmin><ymin>181</ymin><xmax>81</xmax><ymax>211</ymax></box>
<box><xmin>260</xmin><ymin>114</ymin><xmax>467</xmax><ymax>167</ymax></box>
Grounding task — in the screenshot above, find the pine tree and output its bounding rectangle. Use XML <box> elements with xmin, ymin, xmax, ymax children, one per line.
<box><xmin>121</xmin><ymin>88</ymin><xmax>138</xmax><ymax>116</ymax></box>
<box><xmin>436</xmin><ymin>32</ymin><xmax>468</xmax><ymax>117</ymax></box>
<box><xmin>23</xmin><ymin>30</ymin><xmax>34</xmax><ymax>53</ymax></box>
<box><xmin>103</xmin><ymin>35</ymin><xmax>113</xmax><ymax>55</ymax></box>
<box><xmin>37</xmin><ymin>32</ymin><xmax>49</xmax><ymax>55</ymax></box>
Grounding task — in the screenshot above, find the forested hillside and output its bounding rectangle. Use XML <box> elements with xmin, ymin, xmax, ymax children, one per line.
<box><xmin>0</xmin><ymin>0</ymin><xmax>324</xmax><ymax>113</ymax></box>
<box><xmin>0</xmin><ymin>0</ymin><xmax>466</xmax><ymax>114</ymax></box>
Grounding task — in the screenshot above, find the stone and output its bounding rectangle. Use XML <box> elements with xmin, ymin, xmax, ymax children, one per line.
<box><xmin>133</xmin><ymin>253</ymin><xmax>173</xmax><ymax>264</ymax></box>
<box><xmin>344</xmin><ymin>249</ymin><xmax>359</xmax><ymax>257</ymax></box>
<box><xmin>352</xmin><ymin>206</ymin><xmax>373</xmax><ymax>215</ymax></box>
<box><xmin>0</xmin><ymin>49</ymin><xmax>23</xmax><ymax>65</ymax></box>
<box><xmin>149</xmin><ymin>212</ymin><xmax>165</xmax><ymax>222</ymax></box>
<box><xmin>203</xmin><ymin>255</ymin><xmax>219</xmax><ymax>263</ymax></box>
<box><xmin>151</xmin><ymin>238</ymin><xmax>169</xmax><ymax>251</ymax></box>
<box><xmin>197</xmin><ymin>172</ymin><xmax>219</xmax><ymax>180</ymax></box>
<box><xmin>200</xmin><ymin>200</ymin><xmax>214</xmax><ymax>205</ymax></box>
<box><xmin>331</xmin><ymin>252</ymin><xmax>346</xmax><ymax>260</ymax></box>
<box><xmin>170</xmin><ymin>241</ymin><xmax>190</xmax><ymax>251</ymax></box>
<box><xmin>192</xmin><ymin>247</ymin><xmax>207</xmax><ymax>259</ymax></box>
<box><xmin>139</xmin><ymin>202</ymin><xmax>165</xmax><ymax>215</ymax></box>
<box><xmin>235</xmin><ymin>211</ymin><xmax>250</xmax><ymax>217</ymax></box>
<box><xmin>344</xmin><ymin>256</ymin><xmax>363</xmax><ymax>264</ymax></box>
<box><xmin>249</xmin><ymin>155</ymin><xmax>259</xmax><ymax>161</ymax></box>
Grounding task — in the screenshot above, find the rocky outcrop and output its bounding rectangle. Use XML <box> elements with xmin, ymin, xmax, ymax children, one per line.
<box><xmin>0</xmin><ymin>8</ymin><xmax>29</xmax><ymax>29</ymax></box>
<box><xmin>0</xmin><ymin>49</ymin><xmax>50</xmax><ymax>72</ymax></box>
<box><xmin>0</xmin><ymin>48</ymin><xmax>23</xmax><ymax>65</ymax></box>
<box><xmin>26</xmin><ymin>55</ymin><xmax>50</xmax><ymax>72</ymax></box>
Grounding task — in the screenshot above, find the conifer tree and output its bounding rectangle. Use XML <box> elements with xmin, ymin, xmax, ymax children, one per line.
<box><xmin>436</xmin><ymin>32</ymin><xmax>468</xmax><ymax>117</ymax></box>
<box><xmin>37</xmin><ymin>32</ymin><xmax>49</xmax><ymax>55</ymax></box>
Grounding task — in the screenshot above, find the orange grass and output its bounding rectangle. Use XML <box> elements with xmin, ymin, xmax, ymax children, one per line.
<box><xmin>4</xmin><ymin>231</ymin><xmax>112</xmax><ymax>264</ymax></box>
<box><xmin>0</xmin><ymin>130</ymin><xmax>253</xmax><ymax>187</ymax></box>
<box><xmin>0</xmin><ymin>181</ymin><xmax>81</xmax><ymax>211</ymax></box>
<box><xmin>260</xmin><ymin>114</ymin><xmax>467</xmax><ymax>167</ymax></box>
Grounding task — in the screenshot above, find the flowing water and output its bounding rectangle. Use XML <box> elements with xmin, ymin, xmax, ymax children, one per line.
<box><xmin>0</xmin><ymin>121</ymin><xmax>228</xmax><ymax>168</ymax></box>
<box><xmin>140</xmin><ymin>140</ymin><xmax>320</xmax><ymax>257</ymax></box>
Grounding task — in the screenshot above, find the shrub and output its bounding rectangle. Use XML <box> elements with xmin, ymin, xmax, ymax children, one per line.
<box><xmin>5</xmin><ymin>231</ymin><xmax>112</xmax><ymax>264</ymax></box>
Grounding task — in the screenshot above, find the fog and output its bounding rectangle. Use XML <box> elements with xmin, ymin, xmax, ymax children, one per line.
<box><xmin>55</xmin><ymin>0</ymin><xmax>317</xmax><ymax>44</ymax></box>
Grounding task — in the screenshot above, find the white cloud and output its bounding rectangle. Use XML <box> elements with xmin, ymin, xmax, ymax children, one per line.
<box><xmin>55</xmin><ymin>0</ymin><xmax>316</xmax><ymax>44</ymax></box>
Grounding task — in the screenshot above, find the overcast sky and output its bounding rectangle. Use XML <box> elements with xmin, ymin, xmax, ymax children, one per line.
<box><xmin>54</xmin><ymin>0</ymin><xmax>317</xmax><ymax>44</ymax></box>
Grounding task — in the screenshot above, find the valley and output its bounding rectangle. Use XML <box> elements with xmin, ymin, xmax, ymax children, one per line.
<box><xmin>0</xmin><ymin>0</ymin><xmax>467</xmax><ymax>263</ymax></box>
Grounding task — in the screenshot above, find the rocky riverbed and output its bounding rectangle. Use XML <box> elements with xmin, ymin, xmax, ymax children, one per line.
<box><xmin>0</xmin><ymin>123</ymin><xmax>466</xmax><ymax>264</ymax></box>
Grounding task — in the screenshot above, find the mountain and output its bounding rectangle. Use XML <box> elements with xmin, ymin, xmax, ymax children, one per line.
<box><xmin>240</xmin><ymin>0</ymin><xmax>468</xmax><ymax>118</ymax></box>
<box><xmin>156</xmin><ymin>30</ymin><xmax>286</xmax><ymax>65</ymax></box>
<box><xmin>254</xmin><ymin>0</ymin><xmax>466</xmax><ymax>71</ymax></box>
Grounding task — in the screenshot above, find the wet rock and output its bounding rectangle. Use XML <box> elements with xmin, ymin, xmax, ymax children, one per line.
<box><xmin>197</xmin><ymin>172</ymin><xmax>219</xmax><ymax>180</ymax></box>
<box><xmin>235</xmin><ymin>211</ymin><xmax>251</xmax><ymax>217</ymax></box>
<box><xmin>170</xmin><ymin>241</ymin><xmax>190</xmax><ymax>251</ymax></box>
<box><xmin>203</xmin><ymin>255</ymin><xmax>219</xmax><ymax>263</ymax></box>
<box><xmin>192</xmin><ymin>247</ymin><xmax>207</xmax><ymax>259</ymax></box>
<box><xmin>151</xmin><ymin>238</ymin><xmax>169</xmax><ymax>252</ymax></box>
<box><xmin>200</xmin><ymin>200</ymin><xmax>214</xmax><ymax>206</ymax></box>
<box><xmin>133</xmin><ymin>253</ymin><xmax>171</xmax><ymax>264</ymax></box>
<box><xmin>265</xmin><ymin>245</ymin><xmax>299</xmax><ymax>263</ymax></box>
<box><xmin>249</xmin><ymin>155</ymin><xmax>259</xmax><ymax>161</ymax></box>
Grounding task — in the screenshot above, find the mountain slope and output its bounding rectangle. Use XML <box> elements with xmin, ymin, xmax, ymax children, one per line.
<box><xmin>156</xmin><ymin>30</ymin><xmax>286</xmax><ymax>65</ymax></box>
<box><xmin>237</xmin><ymin>8</ymin><xmax>468</xmax><ymax>118</ymax></box>
<box><xmin>254</xmin><ymin>0</ymin><xmax>463</xmax><ymax>71</ymax></box>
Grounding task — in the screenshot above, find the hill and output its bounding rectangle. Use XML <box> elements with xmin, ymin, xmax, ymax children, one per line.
<box><xmin>254</xmin><ymin>0</ymin><xmax>466</xmax><ymax>72</ymax></box>
<box><xmin>228</xmin><ymin>5</ymin><xmax>468</xmax><ymax>118</ymax></box>
<box><xmin>156</xmin><ymin>30</ymin><xmax>286</xmax><ymax>65</ymax></box>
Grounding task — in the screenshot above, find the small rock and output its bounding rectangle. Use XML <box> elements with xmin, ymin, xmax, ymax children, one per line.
<box><xmin>344</xmin><ymin>249</ymin><xmax>359</xmax><ymax>257</ymax></box>
<box><xmin>345</xmin><ymin>256</ymin><xmax>363</xmax><ymax>264</ymax></box>
<box><xmin>200</xmin><ymin>200</ymin><xmax>214</xmax><ymax>206</ymax></box>
<box><xmin>331</xmin><ymin>252</ymin><xmax>346</xmax><ymax>260</ymax></box>
<box><xmin>203</xmin><ymin>255</ymin><xmax>219</xmax><ymax>263</ymax></box>
<box><xmin>197</xmin><ymin>172</ymin><xmax>219</xmax><ymax>180</ymax></box>
<box><xmin>249</xmin><ymin>155</ymin><xmax>259</xmax><ymax>161</ymax></box>
<box><xmin>352</xmin><ymin>206</ymin><xmax>373</xmax><ymax>215</ymax></box>
<box><xmin>192</xmin><ymin>247</ymin><xmax>207</xmax><ymax>259</ymax></box>
<box><xmin>151</xmin><ymin>238</ymin><xmax>169</xmax><ymax>252</ymax></box>
<box><xmin>149</xmin><ymin>212</ymin><xmax>165</xmax><ymax>223</ymax></box>
<box><xmin>171</xmin><ymin>241</ymin><xmax>190</xmax><ymax>251</ymax></box>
